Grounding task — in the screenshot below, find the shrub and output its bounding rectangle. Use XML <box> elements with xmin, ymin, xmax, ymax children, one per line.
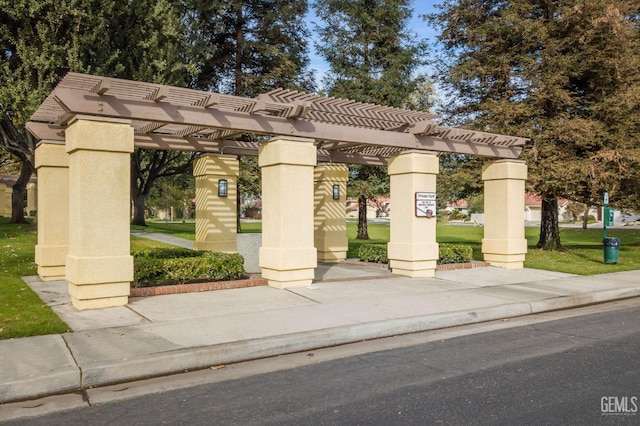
<box><xmin>132</xmin><ymin>247</ymin><xmax>202</xmax><ymax>260</ymax></box>
<box><xmin>132</xmin><ymin>248</ymin><xmax>245</xmax><ymax>287</ymax></box>
<box><xmin>358</xmin><ymin>244</ymin><xmax>389</xmax><ymax>263</ymax></box>
<box><xmin>438</xmin><ymin>244</ymin><xmax>473</xmax><ymax>265</ymax></box>
<box><xmin>356</xmin><ymin>243</ymin><xmax>473</xmax><ymax>265</ymax></box>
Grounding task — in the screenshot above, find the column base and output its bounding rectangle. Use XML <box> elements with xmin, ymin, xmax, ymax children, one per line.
<box><xmin>483</xmin><ymin>254</ymin><xmax>525</xmax><ymax>270</ymax></box>
<box><xmin>37</xmin><ymin>265</ymin><xmax>66</xmax><ymax>282</ymax></box>
<box><xmin>482</xmin><ymin>238</ymin><xmax>527</xmax><ymax>269</ymax></box>
<box><xmin>317</xmin><ymin>250</ymin><xmax>347</xmax><ymax>263</ymax></box>
<box><xmin>68</xmin><ymin>281</ymin><xmax>129</xmax><ymax>310</ymax></box>
<box><xmin>389</xmin><ymin>259</ymin><xmax>437</xmax><ymax>278</ymax></box>
<box><xmin>71</xmin><ymin>295</ymin><xmax>128</xmax><ymax>310</ymax></box>
<box><xmin>35</xmin><ymin>244</ymin><xmax>68</xmax><ymax>281</ymax></box>
<box><xmin>261</xmin><ymin>268</ymin><xmax>315</xmax><ymax>289</ymax></box>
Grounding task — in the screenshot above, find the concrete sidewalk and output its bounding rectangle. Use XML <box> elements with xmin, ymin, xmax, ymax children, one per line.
<box><xmin>2</xmin><ymin>263</ymin><xmax>640</xmax><ymax>406</ymax></box>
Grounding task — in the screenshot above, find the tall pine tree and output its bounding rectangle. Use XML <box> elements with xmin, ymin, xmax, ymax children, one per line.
<box><xmin>429</xmin><ymin>0</ymin><xmax>640</xmax><ymax>250</ymax></box>
<box><xmin>314</xmin><ymin>0</ymin><xmax>430</xmax><ymax>239</ymax></box>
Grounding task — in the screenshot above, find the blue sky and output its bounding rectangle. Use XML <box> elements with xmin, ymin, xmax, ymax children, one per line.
<box><xmin>306</xmin><ymin>1</ymin><xmax>441</xmax><ymax>89</ymax></box>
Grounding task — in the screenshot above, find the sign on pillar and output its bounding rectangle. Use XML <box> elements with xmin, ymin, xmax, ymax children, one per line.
<box><xmin>387</xmin><ymin>152</ymin><xmax>439</xmax><ymax>278</ymax></box>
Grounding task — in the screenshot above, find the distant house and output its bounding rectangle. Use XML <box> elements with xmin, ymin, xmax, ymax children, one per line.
<box><xmin>346</xmin><ymin>197</ymin><xmax>390</xmax><ymax>219</ymax></box>
<box><xmin>525</xmin><ymin>193</ymin><xmax>601</xmax><ymax>222</ymax></box>
<box><xmin>444</xmin><ymin>199</ymin><xmax>469</xmax><ymax>216</ymax></box>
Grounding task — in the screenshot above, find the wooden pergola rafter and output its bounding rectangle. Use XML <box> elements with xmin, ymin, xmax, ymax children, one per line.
<box><xmin>27</xmin><ymin>73</ymin><xmax>527</xmax><ymax>164</ymax></box>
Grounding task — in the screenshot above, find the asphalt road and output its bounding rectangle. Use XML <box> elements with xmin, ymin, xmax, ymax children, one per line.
<box><xmin>4</xmin><ymin>300</ymin><xmax>640</xmax><ymax>425</ymax></box>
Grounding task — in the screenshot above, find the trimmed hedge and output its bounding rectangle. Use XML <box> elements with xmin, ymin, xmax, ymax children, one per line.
<box><xmin>132</xmin><ymin>248</ymin><xmax>245</xmax><ymax>288</ymax></box>
<box><xmin>438</xmin><ymin>244</ymin><xmax>473</xmax><ymax>265</ymax></box>
<box><xmin>357</xmin><ymin>243</ymin><xmax>473</xmax><ymax>265</ymax></box>
<box><xmin>357</xmin><ymin>244</ymin><xmax>389</xmax><ymax>263</ymax></box>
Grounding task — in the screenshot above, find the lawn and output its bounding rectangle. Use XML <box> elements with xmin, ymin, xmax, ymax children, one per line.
<box><xmin>137</xmin><ymin>219</ymin><xmax>640</xmax><ymax>275</ymax></box>
<box><xmin>0</xmin><ymin>218</ymin><xmax>69</xmax><ymax>339</ymax></box>
<box><xmin>0</xmin><ymin>218</ymin><xmax>172</xmax><ymax>340</ymax></box>
<box><xmin>2</xmin><ymin>217</ymin><xmax>638</xmax><ymax>340</ymax></box>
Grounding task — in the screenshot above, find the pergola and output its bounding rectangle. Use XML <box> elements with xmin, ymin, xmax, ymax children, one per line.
<box><xmin>29</xmin><ymin>72</ymin><xmax>529</xmax><ymax>310</ymax></box>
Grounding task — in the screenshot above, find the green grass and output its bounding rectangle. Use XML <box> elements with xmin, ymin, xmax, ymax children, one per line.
<box><xmin>2</xmin><ymin>217</ymin><xmax>638</xmax><ymax>340</ymax></box>
<box><xmin>132</xmin><ymin>221</ymin><xmax>197</xmax><ymax>240</ymax></box>
<box><xmin>138</xmin><ymin>220</ymin><xmax>640</xmax><ymax>275</ymax></box>
<box><xmin>0</xmin><ymin>218</ymin><xmax>70</xmax><ymax>339</ymax></box>
<box><xmin>132</xmin><ymin>219</ymin><xmax>263</xmax><ymax>238</ymax></box>
<box><xmin>524</xmin><ymin>228</ymin><xmax>640</xmax><ymax>275</ymax></box>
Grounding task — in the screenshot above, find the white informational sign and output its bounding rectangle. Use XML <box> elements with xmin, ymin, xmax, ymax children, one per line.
<box><xmin>604</xmin><ymin>192</ymin><xmax>609</xmax><ymax>205</ymax></box>
<box><xmin>415</xmin><ymin>192</ymin><xmax>437</xmax><ymax>218</ymax></box>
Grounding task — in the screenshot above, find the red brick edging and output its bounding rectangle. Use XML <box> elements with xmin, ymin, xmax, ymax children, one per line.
<box><xmin>129</xmin><ymin>262</ymin><xmax>489</xmax><ymax>297</ymax></box>
<box><xmin>129</xmin><ymin>275</ymin><xmax>267</xmax><ymax>297</ymax></box>
<box><xmin>436</xmin><ymin>260</ymin><xmax>491</xmax><ymax>271</ymax></box>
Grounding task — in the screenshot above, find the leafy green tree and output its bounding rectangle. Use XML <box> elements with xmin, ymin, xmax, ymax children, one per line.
<box><xmin>314</xmin><ymin>0</ymin><xmax>430</xmax><ymax>239</ymax></box>
<box><xmin>0</xmin><ymin>0</ymin><xmax>112</xmax><ymax>223</ymax></box>
<box><xmin>428</xmin><ymin>0</ymin><xmax>640</xmax><ymax>250</ymax></box>
<box><xmin>0</xmin><ymin>0</ymin><xmax>197</xmax><ymax>224</ymax></box>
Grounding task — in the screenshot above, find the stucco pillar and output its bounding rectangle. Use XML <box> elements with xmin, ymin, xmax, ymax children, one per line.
<box><xmin>0</xmin><ymin>184</ymin><xmax>11</xmax><ymax>217</ymax></box>
<box><xmin>193</xmin><ymin>155</ymin><xmax>239</xmax><ymax>253</ymax></box>
<box><xmin>314</xmin><ymin>164</ymin><xmax>348</xmax><ymax>262</ymax></box>
<box><xmin>482</xmin><ymin>160</ymin><xmax>528</xmax><ymax>269</ymax></box>
<box><xmin>26</xmin><ymin>183</ymin><xmax>37</xmax><ymax>216</ymax></box>
<box><xmin>259</xmin><ymin>137</ymin><xmax>317</xmax><ymax>288</ymax></box>
<box><xmin>34</xmin><ymin>142</ymin><xmax>69</xmax><ymax>281</ymax></box>
<box><xmin>65</xmin><ymin>117</ymin><xmax>134</xmax><ymax>310</ymax></box>
<box><xmin>387</xmin><ymin>151</ymin><xmax>439</xmax><ymax>278</ymax></box>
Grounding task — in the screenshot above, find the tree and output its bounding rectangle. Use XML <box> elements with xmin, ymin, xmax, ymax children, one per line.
<box><xmin>0</xmin><ymin>0</ymin><xmax>103</xmax><ymax>223</ymax></box>
<box><xmin>348</xmin><ymin>166</ymin><xmax>389</xmax><ymax>239</ymax></box>
<box><xmin>186</xmin><ymin>0</ymin><xmax>315</xmax><ymax>97</ymax></box>
<box><xmin>314</xmin><ymin>0</ymin><xmax>430</xmax><ymax>239</ymax></box>
<box><xmin>0</xmin><ymin>0</ymin><xmax>197</xmax><ymax>224</ymax></box>
<box><xmin>428</xmin><ymin>0</ymin><xmax>640</xmax><ymax>250</ymax></box>
<box><xmin>185</xmin><ymin>0</ymin><xmax>315</xmax><ymax>231</ymax></box>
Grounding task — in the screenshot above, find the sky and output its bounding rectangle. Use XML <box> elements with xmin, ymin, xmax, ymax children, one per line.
<box><xmin>306</xmin><ymin>1</ymin><xmax>442</xmax><ymax>89</ymax></box>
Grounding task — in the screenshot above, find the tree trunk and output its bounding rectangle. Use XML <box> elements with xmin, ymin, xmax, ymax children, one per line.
<box><xmin>131</xmin><ymin>191</ymin><xmax>148</xmax><ymax>226</ymax></box>
<box><xmin>582</xmin><ymin>205</ymin><xmax>590</xmax><ymax>230</ymax></box>
<box><xmin>234</xmin><ymin>1</ymin><xmax>244</xmax><ymax>96</ymax></box>
<box><xmin>536</xmin><ymin>198</ymin><xmax>563</xmax><ymax>250</ymax></box>
<box><xmin>356</xmin><ymin>194</ymin><xmax>369</xmax><ymax>240</ymax></box>
<box><xmin>11</xmin><ymin>156</ymin><xmax>33</xmax><ymax>224</ymax></box>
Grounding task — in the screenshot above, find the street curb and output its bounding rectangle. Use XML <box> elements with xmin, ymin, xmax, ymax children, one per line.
<box><xmin>3</xmin><ymin>287</ymin><xmax>639</xmax><ymax>403</ymax></box>
<box><xmin>77</xmin><ymin>302</ymin><xmax>532</xmax><ymax>389</ymax></box>
<box><xmin>0</xmin><ymin>335</ymin><xmax>81</xmax><ymax>404</ymax></box>
<box><xmin>528</xmin><ymin>287</ymin><xmax>640</xmax><ymax>313</ymax></box>
<box><xmin>77</xmin><ymin>287</ymin><xmax>640</xmax><ymax>389</ymax></box>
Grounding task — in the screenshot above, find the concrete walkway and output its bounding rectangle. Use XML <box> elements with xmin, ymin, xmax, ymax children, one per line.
<box><xmin>2</xmin><ymin>261</ymin><xmax>640</xmax><ymax>406</ymax></box>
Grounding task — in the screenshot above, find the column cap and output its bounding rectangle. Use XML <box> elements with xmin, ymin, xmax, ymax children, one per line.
<box><xmin>66</xmin><ymin>117</ymin><xmax>134</xmax><ymax>154</ymax></box>
<box><xmin>35</xmin><ymin>141</ymin><xmax>69</xmax><ymax>168</ymax></box>
<box><xmin>259</xmin><ymin>138</ymin><xmax>317</xmax><ymax>167</ymax></box>
<box><xmin>388</xmin><ymin>151</ymin><xmax>439</xmax><ymax>176</ymax></box>
<box><xmin>482</xmin><ymin>160</ymin><xmax>527</xmax><ymax>181</ymax></box>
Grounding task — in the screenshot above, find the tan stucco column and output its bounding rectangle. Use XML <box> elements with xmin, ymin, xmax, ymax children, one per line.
<box><xmin>259</xmin><ymin>137</ymin><xmax>317</xmax><ymax>288</ymax></box>
<box><xmin>26</xmin><ymin>183</ymin><xmax>37</xmax><ymax>216</ymax></box>
<box><xmin>193</xmin><ymin>155</ymin><xmax>239</xmax><ymax>252</ymax></box>
<box><xmin>34</xmin><ymin>142</ymin><xmax>69</xmax><ymax>281</ymax></box>
<box><xmin>387</xmin><ymin>151</ymin><xmax>439</xmax><ymax>278</ymax></box>
<box><xmin>0</xmin><ymin>184</ymin><xmax>11</xmax><ymax>217</ymax></box>
<box><xmin>65</xmin><ymin>117</ymin><xmax>134</xmax><ymax>310</ymax></box>
<box><xmin>482</xmin><ymin>160</ymin><xmax>528</xmax><ymax>269</ymax></box>
<box><xmin>314</xmin><ymin>164</ymin><xmax>348</xmax><ymax>262</ymax></box>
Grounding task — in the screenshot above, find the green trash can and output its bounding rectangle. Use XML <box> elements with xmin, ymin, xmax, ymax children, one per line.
<box><xmin>603</xmin><ymin>237</ymin><xmax>620</xmax><ymax>264</ymax></box>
